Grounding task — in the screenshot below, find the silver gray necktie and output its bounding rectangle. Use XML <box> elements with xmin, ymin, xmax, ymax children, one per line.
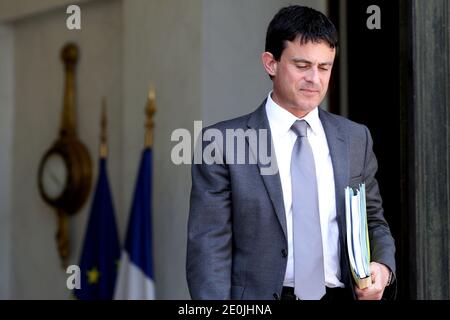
<box><xmin>291</xmin><ymin>120</ymin><xmax>325</xmax><ymax>300</ymax></box>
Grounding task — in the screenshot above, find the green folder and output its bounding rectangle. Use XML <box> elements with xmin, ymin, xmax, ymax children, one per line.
<box><xmin>345</xmin><ymin>183</ymin><xmax>372</xmax><ymax>289</ymax></box>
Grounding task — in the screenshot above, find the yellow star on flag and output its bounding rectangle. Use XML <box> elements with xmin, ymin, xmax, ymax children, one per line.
<box><xmin>87</xmin><ymin>267</ymin><xmax>100</xmax><ymax>285</ymax></box>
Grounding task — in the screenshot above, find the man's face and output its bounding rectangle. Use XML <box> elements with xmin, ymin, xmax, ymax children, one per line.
<box><xmin>263</xmin><ymin>39</ymin><xmax>336</xmax><ymax>117</ymax></box>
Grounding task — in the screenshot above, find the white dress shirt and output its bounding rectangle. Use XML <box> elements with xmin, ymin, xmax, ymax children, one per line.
<box><xmin>265</xmin><ymin>93</ymin><xmax>344</xmax><ymax>288</ymax></box>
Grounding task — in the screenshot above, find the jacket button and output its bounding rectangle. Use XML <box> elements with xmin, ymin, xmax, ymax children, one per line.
<box><xmin>273</xmin><ymin>292</ymin><xmax>280</xmax><ymax>300</ymax></box>
<box><xmin>281</xmin><ymin>249</ymin><xmax>288</xmax><ymax>258</ymax></box>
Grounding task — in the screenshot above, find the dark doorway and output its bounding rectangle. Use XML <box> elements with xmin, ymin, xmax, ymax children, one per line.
<box><xmin>328</xmin><ymin>0</ymin><xmax>411</xmax><ymax>299</ymax></box>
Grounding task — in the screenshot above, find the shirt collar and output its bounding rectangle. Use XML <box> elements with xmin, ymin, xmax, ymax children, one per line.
<box><xmin>265</xmin><ymin>92</ymin><xmax>320</xmax><ymax>137</ymax></box>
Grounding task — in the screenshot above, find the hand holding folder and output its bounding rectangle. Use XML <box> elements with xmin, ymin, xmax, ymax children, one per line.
<box><xmin>345</xmin><ymin>183</ymin><xmax>372</xmax><ymax>289</ymax></box>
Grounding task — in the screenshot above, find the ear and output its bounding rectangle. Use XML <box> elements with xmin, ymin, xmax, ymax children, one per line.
<box><xmin>261</xmin><ymin>52</ymin><xmax>277</xmax><ymax>78</ymax></box>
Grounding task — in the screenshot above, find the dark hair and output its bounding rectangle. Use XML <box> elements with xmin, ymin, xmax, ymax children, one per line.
<box><xmin>265</xmin><ymin>5</ymin><xmax>338</xmax><ymax>61</ymax></box>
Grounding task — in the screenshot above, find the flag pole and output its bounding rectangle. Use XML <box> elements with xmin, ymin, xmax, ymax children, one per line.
<box><xmin>75</xmin><ymin>97</ymin><xmax>121</xmax><ymax>300</ymax></box>
<box><xmin>145</xmin><ymin>86</ymin><xmax>156</xmax><ymax>148</ymax></box>
<box><xmin>100</xmin><ymin>97</ymin><xmax>108</xmax><ymax>158</ymax></box>
<box><xmin>114</xmin><ymin>86</ymin><xmax>156</xmax><ymax>300</ymax></box>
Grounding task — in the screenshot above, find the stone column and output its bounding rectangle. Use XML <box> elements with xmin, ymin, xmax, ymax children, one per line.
<box><xmin>409</xmin><ymin>0</ymin><xmax>450</xmax><ymax>300</ymax></box>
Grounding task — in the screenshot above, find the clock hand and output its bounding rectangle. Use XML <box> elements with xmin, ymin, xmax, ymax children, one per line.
<box><xmin>49</xmin><ymin>170</ymin><xmax>62</xmax><ymax>188</ymax></box>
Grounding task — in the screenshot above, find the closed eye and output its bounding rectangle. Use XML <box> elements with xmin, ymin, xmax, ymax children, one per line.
<box><xmin>319</xmin><ymin>64</ymin><xmax>332</xmax><ymax>71</ymax></box>
<box><xmin>296</xmin><ymin>65</ymin><xmax>310</xmax><ymax>70</ymax></box>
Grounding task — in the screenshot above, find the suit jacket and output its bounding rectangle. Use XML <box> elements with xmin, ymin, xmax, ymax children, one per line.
<box><xmin>186</xmin><ymin>101</ymin><xmax>396</xmax><ymax>300</ymax></box>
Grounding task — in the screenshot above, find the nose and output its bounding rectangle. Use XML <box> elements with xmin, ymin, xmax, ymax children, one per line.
<box><xmin>305</xmin><ymin>67</ymin><xmax>320</xmax><ymax>84</ymax></box>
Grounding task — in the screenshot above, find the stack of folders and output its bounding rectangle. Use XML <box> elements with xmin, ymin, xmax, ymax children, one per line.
<box><xmin>345</xmin><ymin>183</ymin><xmax>372</xmax><ymax>289</ymax></box>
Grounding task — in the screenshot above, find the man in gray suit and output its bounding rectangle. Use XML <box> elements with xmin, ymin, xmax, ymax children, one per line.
<box><xmin>187</xmin><ymin>5</ymin><xmax>396</xmax><ymax>300</ymax></box>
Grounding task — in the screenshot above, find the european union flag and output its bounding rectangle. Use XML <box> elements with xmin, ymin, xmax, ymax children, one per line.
<box><xmin>74</xmin><ymin>158</ymin><xmax>121</xmax><ymax>300</ymax></box>
<box><xmin>115</xmin><ymin>148</ymin><xmax>155</xmax><ymax>299</ymax></box>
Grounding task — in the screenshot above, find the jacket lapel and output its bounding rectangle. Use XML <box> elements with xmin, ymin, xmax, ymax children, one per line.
<box><xmin>318</xmin><ymin>109</ymin><xmax>348</xmax><ymax>240</ymax></box>
<box><xmin>247</xmin><ymin>102</ymin><xmax>287</xmax><ymax>240</ymax></box>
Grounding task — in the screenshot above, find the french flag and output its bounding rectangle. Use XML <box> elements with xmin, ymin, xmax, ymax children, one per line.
<box><xmin>114</xmin><ymin>148</ymin><xmax>155</xmax><ymax>299</ymax></box>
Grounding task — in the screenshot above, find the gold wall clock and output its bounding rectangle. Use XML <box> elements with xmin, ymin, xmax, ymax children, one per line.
<box><xmin>38</xmin><ymin>43</ymin><xmax>92</xmax><ymax>268</ymax></box>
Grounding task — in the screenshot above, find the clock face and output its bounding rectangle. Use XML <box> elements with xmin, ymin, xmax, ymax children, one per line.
<box><xmin>41</xmin><ymin>153</ymin><xmax>68</xmax><ymax>201</ymax></box>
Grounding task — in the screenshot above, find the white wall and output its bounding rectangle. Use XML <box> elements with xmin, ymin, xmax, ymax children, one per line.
<box><xmin>0</xmin><ymin>24</ymin><xmax>14</xmax><ymax>299</ymax></box>
<box><xmin>122</xmin><ymin>0</ymin><xmax>203</xmax><ymax>300</ymax></box>
<box><xmin>10</xmin><ymin>0</ymin><xmax>123</xmax><ymax>299</ymax></box>
<box><xmin>0</xmin><ymin>0</ymin><xmax>93</xmax><ymax>22</ymax></box>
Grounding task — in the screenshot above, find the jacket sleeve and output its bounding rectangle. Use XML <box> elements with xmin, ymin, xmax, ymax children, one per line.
<box><xmin>186</xmin><ymin>134</ymin><xmax>232</xmax><ymax>299</ymax></box>
<box><xmin>362</xmin><ymin>125</ymin><xmax>397</xmax><ymax>299</ymax></box>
